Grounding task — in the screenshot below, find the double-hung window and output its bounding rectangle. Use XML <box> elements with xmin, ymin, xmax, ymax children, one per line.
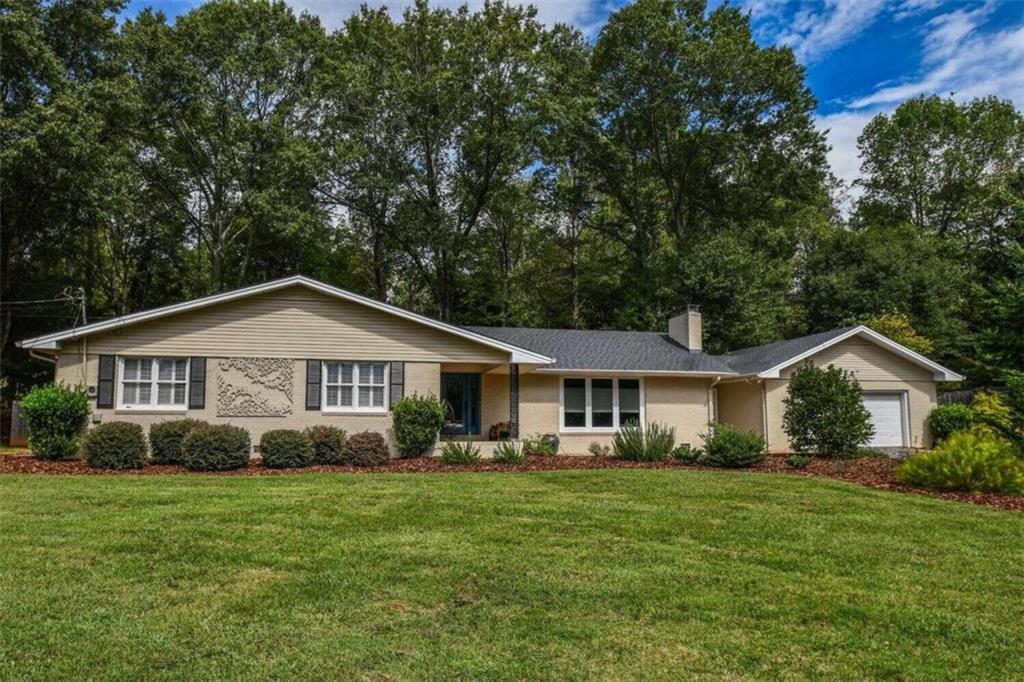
<box><xmin>118</xmin><ymin>357</ymin><xmax>188</xmax><ymax>410</ymax></box>
<box><xmin>323</xmin><ymin>362</ymin><xmax>388</xmax><ymax>412</ymax></box>
<box><xmin>560</xmin><ymin>377</ymin><xmax>643</xmax><ymax>431</ymax></box>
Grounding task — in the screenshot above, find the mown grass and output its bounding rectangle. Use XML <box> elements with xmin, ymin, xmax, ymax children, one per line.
<box><xmin>1</xmin><ymin>470</ymin><xmax>1021</xmax><ymax>680</ymax></box>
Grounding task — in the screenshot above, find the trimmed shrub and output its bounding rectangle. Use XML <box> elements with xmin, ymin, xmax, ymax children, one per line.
<box><xmin>392</xmin><ymin>394</ymin><xmax>446</xmax><ymax>458</ymax></box>
<box><xmin>523</xmin><ymin>435</ymin><xmax>556</xmax><ymax>457</ymax></box>
<box><xmin>149</xmin><ymin>419</ymin><xmax>208</xmax><ymax>464</ymax></box>
<box><xmin>19</xmin><ymin>383</ymin><xmax>91</xmax><ymax>460</ymax></box>
<box><xmin>928</xmin><ymin>403</ymin><xmax>974</xmax><ymax>444</ymax></box>
<box><xmin>344</xmin><ymin>431</ymin><xmax>390</xmax><ymax>467</ymax></box>
<box><xmin>672</xmin><ymin>443</ymin><xmax>701</xmax><ymax>464</ymax></box>
<box><xmin>260</xmin><ymin>429</ymin><xmax>314</xmax><ymax>469</ymax></box>
<box><xmin>588</xmin><ymin>441</ymin><xmax>611</xmax><ymax>457</ymax></box>
<box><xmin>612</xmin><ymin>422</ymin><xmax>676</xmax><ymax>462</ymax></box>
<box><xmin>782</xmin><ymin>363</ymin><xmax>873</xmax><ymax>457</ymax></box>
<box><xmin>304</xmin><ymin>425</ymin><xmax>347</xmax><ymax>464</ymax></box>
<box><xmin>84</xmin><ymin>422</ymin><xmax>147</xmax><ymax>469</ymax></box>
<box><xmin>701</xmin><ymin>424</ymin><xmax>766</xmax><ymax>468</ymax></box>
<box><xmin>492</xmin><ymin>440</ymin><xmax>524</xmax><ymax>464</ymax></box>
<box><xmin>182</xmin><ymin>424</ymin><xmax>251</xmax><ymax>471</ymax></box>
<box><xmin>488</xmin><ymin>421</ymin><xmax>512</xmax><ymax>441</ymax></box>
<box><xmin>786</xmin><ymin>454</ymin><xmax>812</xmax><ymax>469</ymax></box>
<box><xmin>897</xmin><ymin>431</ymin><xmax>1024</xmax><ymax>493</ymax></box>
<box><xmin>440</xmin><ymin>441</ymin><xmax>480</xmax><ymax>464</ymax></box>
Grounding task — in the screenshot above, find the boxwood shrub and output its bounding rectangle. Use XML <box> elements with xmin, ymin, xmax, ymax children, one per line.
<box><xmin>897</xmin><ymin>430</ymin><xmax>1024</xmax><ymax>493</ymax></box>
<box><xmin>84</xmin><ymin>422</ymin><xmax>147</xmax><ymax>469</ymax></box>
<box><xmin>182</xmin><ymin>424</ymin><xmax>251</xmax><ymax>471</ymax></box>
<box><xmin>782</xmin><ymin>364</ymin><xmax>873</xmax><ymax>457</ymax></box>
<box><xmin>344</xmin><ymin>431</ymin><xmax>390</xmax><ymax>466</ymax></box>
<box><xmin>927</xmin><ymin>403</ymin><xmax>974</xmax><ymax>443</ymax></box>
<box><xmin>701</xmin><ymin>423</ymin><xmax>766</xmax><ymax>468</ymax></box>
<box><xmin>260</xmin><ymin>429</ymin><xmax>315</xmax><ymax>468</ymax></box>
<box><xmin>392</xmin><ymin>394</ymin><xmax>446</xmax><ymax>458</ymax></box>
<box><xmin>149</xmin><ymin>419</ymin><xmax>208</xmax><ymax>464</ymax></box>
<box><xmin>304</xmin><ymin>425</ymin><xmax>347</xmax><ymax>464</ymax></box>
<box><xmin>19</xmin><ymin>383</ymin><xmax>90</xmax><ymax>460</ymax></box>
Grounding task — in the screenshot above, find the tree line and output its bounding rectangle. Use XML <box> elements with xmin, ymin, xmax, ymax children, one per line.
<box><xmin>2</xmin><ymin>0</ymin><xmax>1021</xmax><ymax>399</ymax></box>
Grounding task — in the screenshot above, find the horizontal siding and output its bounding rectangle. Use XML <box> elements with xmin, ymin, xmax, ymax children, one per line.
<box><xmin>73</xmin><ymin>286</ymin><xmax>509</xmax><ymax>363</ymax></box>
<box><xmin>780</xmin><ymin>337</ymin><xmax>933</xmax><ymax>381</ymax></box>
<box><xmin>58</xmin><ymin>353</ymin><xmax>440</xmax><ymax>451</ymax></box>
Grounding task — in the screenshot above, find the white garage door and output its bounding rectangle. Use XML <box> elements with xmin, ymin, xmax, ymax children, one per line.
<box><xmin>862</xmin><ymin>393</ymin><xmax>906</xmax><ymax>447</ymax></box>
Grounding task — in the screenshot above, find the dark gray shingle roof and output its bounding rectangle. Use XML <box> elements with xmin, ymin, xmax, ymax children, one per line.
<box><xmin>464</xmin><ymin>326</ymin><xmax>736</xmax><ymax>373</ymax></box>
<box><xmin>467</xmin><ymin>325</ymin><xmax>861</xmax><ymax>375</ymax></box>
<box><xmin>717</xmin><ymin>327</ymin><xmax>856</xmax><ymax>375</ymax></box>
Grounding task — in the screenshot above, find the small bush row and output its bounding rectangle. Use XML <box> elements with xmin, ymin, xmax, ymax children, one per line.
<box><xmin>74</xmin><ymin>418</ymin><xmax>394</xmax><ymax>471</ymax></box>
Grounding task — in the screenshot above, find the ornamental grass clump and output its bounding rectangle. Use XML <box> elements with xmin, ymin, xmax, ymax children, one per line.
<box><xmin>84</xmin><ymin>422</ymin><xmax>147</xmax><ymax>469</ymax></box>
<box><xmin>19</xmin><ymin>383</ymin><xmax>90</xmax><ymax>460</ymax></box>
<box><xmin>492</xmin><ymin>440</ymin><xmax>524</xmax><ymax>464</ymax></box>
<box><xmin>260</xmin><ymin>429</ymin><xmax>315</xmax><ymax>469</ymax></box>
<box><xmin>439</xmin><ymin>441</ymin><xmax>480</xmax><ymax>464</ymax></box>
<box><xmin>182</xmin><ymin>424</ymin><xmax>251</xmax><ymax>471</ymax></box>
<box><xmin>897</xmin><ymin>431</ymin><xmax>1024</xmax><ymax>493</ymax></box>
<box><xmin>149</xmin><ymin>419</ymin><xmax>208</xmax><ymax>464</ymax></box>
<box><xmin>612</xmin><ymin>422</ymin><xmax>676</xmax><ymax>462</ymax></box>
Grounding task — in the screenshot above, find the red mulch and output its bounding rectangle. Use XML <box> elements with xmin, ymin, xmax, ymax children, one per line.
<box><xmin>1</xmin><ymin>450</ymin><xmax>1021</xmax><ymax>512</ymax></box>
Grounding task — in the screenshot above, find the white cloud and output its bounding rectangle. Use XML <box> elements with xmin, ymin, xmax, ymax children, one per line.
<box><xmin>288</xmin><ymin>0</ymin><xmax>603</xmax><ymax>31</ymax></box>
<box><xmin>816</xmin><ymin>109</ymin><xmax>877</xmax><ymax>190</ymax></box>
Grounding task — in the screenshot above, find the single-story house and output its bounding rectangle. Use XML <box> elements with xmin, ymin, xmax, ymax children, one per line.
<box><xmin>17</xmin><ymin>275</ymin><xmax>962</xmax><ymax>454</ymax></box>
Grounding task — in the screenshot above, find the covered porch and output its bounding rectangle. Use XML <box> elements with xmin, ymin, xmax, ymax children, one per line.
<box><xmin>437</xmin><ymin>362</ymin><xmax>523</xmax><ymax>441</ymax></box>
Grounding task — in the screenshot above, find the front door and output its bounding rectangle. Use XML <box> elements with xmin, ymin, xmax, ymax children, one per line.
<box><xmin>440</xmin><ymin>373</ymin><xmax>481</xmax><ymax>436</ymax></box>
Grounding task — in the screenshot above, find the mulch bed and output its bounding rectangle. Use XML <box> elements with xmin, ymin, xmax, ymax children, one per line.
<box><xmin>1</xmin><ymin>450</ymin><xmax>1021</xmax><ymax>512</ymax></box>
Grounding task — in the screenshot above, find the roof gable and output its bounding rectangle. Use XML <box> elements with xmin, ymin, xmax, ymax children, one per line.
<box><xmin>722</xmin><ymin>326</ymin><xmax>962</xmax><ymax>381</ymax></box>
<box><xmin>17</xmin><ymin>276</ymin><xmax>554</xmax><ymax>365</ymax></box>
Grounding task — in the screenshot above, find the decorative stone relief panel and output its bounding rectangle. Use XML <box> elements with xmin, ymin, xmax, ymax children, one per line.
<box><xmin>217</xmin><ymin>357</ymin><xmax>294</xmax><ymax>417</ymax></box>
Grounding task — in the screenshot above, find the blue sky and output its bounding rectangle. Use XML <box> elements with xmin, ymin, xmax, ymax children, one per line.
<box><xmin>126</xmin><ymin>0</ymin><xmax>1024</xmax><ymax>188</ymax></box>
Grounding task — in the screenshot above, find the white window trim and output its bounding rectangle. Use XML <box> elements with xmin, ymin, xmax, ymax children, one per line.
<box><xmin>559</xmin><ymin>377</ymin><xmax>645</xmax><ymax>433</ymax></box>
<box><xmin>116</xmin><ymin>356</ymin><xmax>190</xmax><ymax>411</ymax></box>
<box><xmin>321</xmin><ymin>361</ymin><xmax>390</xmax><ymax>413</ymax></box>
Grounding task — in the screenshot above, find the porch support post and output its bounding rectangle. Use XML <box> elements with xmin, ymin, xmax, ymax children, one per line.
<box><xmin>509</xmin><ymin>363</ymin><xmax>520</xmax><ymax>439</ymax></box>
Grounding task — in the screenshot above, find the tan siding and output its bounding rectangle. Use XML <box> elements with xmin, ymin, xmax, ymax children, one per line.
<box><xmin>516</xmin><ymin>373</ymin><xmax>711</xmax><ymax>454</ymax></box>
<box><xmin>763</xmin><ymin>378</ymin><xmax>937</xmax><ymax>453</ymax></box>
<box><xmin>717</xmin><ymin>381</ymin><xmax>765</xmax><ymax>436</ymax></box>
<box><xmin>73</xmin><ymin>286</ymin><xmax>508</xmax><ymax>363</ymax></box>
<box><xmin>57</xmin><ymin>351</ymin><xmax>440</xmax><ymax>452</ymax></box>
<box><xmin>481</xmin><ymin>373</ymin><xmax>510</xmax><ymax>436</ymax></box>
<box><xmin>780</xmin><ymin>337</ymin><xmax>933</xmax><ymax>381</ymax></box>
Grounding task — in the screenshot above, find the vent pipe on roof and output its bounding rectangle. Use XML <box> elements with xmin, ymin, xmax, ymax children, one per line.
<box><xmin>669</xmin><ymin>304</ymin><xmax>702</xmax><ymax>352</ymax></box>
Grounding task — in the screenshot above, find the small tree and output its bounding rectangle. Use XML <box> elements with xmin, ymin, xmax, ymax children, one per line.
<box><xmin>782</xmin><ymin>364</ymin><xmax>873</xmax><ymax>457</ymax></box>
<box><xmin>19</xmin><ymin>384</ymin><xmax>91</xmax><ymax>460</ymax></box>
<box><xmin>391</xmin><ymin>394</ymin><xmax>446</xmax><ymax>458</ymax></box>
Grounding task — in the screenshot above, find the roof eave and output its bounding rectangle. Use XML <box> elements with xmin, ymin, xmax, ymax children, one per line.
<box><xmin>533</xmin><ymin>368</ymin><xmax>735</xmax><ymax>377</ymax></box>
<box><xmin>754</xmin><ymin>326</ymin><xmax>963</xmax><ymax>382</ymax></box>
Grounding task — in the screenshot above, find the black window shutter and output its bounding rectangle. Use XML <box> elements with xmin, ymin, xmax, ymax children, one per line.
<box><xmin>389</xmin><ymin>362</ymin><xmax>404</xmax><ymax>409</ymax></box>
<box><xmin>305</xmin><ymin>360</ymin><xmax>322</xmax><ymax>410</ymax></box>
<box><xmin>97</xmin><ymin>355</ymin><xmax>115</xmax><ymax>408</ymax></box>
<box><xmin>188</xmin><ymin>357</ymin><xmax>206</xmax><ymax>409</ymax></box>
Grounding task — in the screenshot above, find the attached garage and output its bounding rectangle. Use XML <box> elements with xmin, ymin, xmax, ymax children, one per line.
<box><xmin>717</xmin><ymin>326</ymin><xmax>962</xmax><ymax>453</ymax></box>
<box><xmin>861</xmin><ymin>392</ymin><xmax>909</xmax><ymax>447</ymax></box>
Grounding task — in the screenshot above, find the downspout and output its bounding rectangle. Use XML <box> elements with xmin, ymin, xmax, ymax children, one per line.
<box><xmin>761</xmin><ymin>379</ymin><xmax>770</xmax><ymax>451</ymax></box>
<box><xmin>28</xmin><ymin>350</ymin><xmax>58</xmax><ymax>366</ymax></box>
<box><xmin>708</xmin><ymin>376</ymin><xmax>721</xmax><ymax>424</ymax></box>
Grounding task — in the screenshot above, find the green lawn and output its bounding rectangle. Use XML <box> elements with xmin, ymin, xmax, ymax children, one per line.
<box><xmin>1</xmin><ymin>471</ymin><xmax>1021</xmax><ymax>680</ymax></box>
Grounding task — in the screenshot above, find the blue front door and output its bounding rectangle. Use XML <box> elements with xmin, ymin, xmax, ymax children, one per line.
<box><xmin>440</xmin><ymin>373</ymin><xmax>481</xmax><ymax>436</ymax></box>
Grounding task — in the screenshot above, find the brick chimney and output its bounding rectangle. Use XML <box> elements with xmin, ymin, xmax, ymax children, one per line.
<box><xmin>669</xmin><ymin>305</ymin><xmax>702</xmax><ymax>352</ymax></box>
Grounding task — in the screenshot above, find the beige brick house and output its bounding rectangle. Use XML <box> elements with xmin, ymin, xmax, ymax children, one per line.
<box><xmin>18</xmin><ymin>276</ymin><xmax>962</xmax><ymax>454</ymax></box>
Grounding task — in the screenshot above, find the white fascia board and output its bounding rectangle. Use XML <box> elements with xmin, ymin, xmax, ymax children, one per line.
<box><xmin>16</xmin><ymin>276</ymin><xmax>556</xmax><ymax>365</ymax></box>
<box><xmin>534</xmin><ymin>368</ymin><xmax>735</xmax><ymax>378</ymax></box>
<box><xmin>756</xmin><ymin>326</ymin><xmax>963</xmax><ymax>382</ymax></box>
